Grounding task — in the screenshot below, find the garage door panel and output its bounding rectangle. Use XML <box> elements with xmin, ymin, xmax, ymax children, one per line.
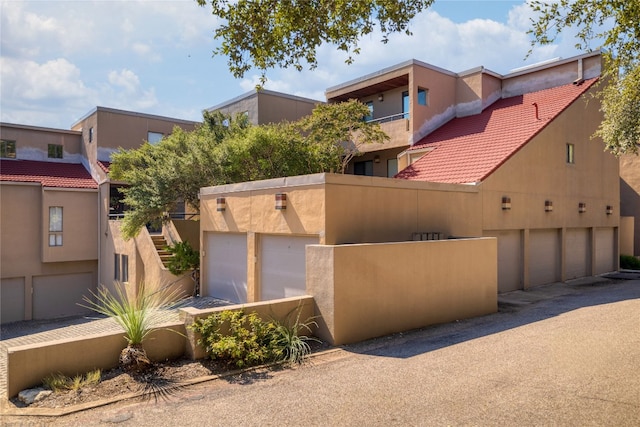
<box><xmin>565</xmin><ymin>228</ymin><xmax>590</xmax><ymax>280</ymax></box>
<box><xmin>205</xmin><ymin>232</ymin><xmax>247</xmax><ymax>303</ymax></box>
<box><xmin>484</xmin><ymin>230</ymin><xmax>521</xmax><ymax>293</ymax></box>
<box><xmin>595</xmin><ymin>228</ymin><xmax>616</xmax><ymax>274</ymax></box>
<box><xmin>261</xmin><ymin>235</ymin><xmax>318</xmax><ymax>301</ymax></box>
<box><xmin>1</xmin><ymin>277</ymin><xmax>25</xmax><ymax>323</ymax></box>
<box><xmin>529</xmin><ymin>229</ymin><xmax>560</xmax><ymax>287</ymax></box>
<box><xmin>33</xmin><ymin>273</ymin><xmax>93</xmax><ymax>319</ymax></box>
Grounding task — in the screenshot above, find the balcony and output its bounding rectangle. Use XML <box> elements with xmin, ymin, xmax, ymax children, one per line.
<box><xmin>360</xmin><ymin>114</ymin><xmax>410</xmax><ymax>153</ymax></box>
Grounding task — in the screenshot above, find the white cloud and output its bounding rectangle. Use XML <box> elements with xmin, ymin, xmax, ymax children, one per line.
<box><xmin>1</xmin><ymin>57</ymin><xmax>90</xmax><ymax>100</ymax></box>
<box><xmin>108</xmin><ymin>69</ymin><xmax>141</xmax><ymax>93</ymax></box>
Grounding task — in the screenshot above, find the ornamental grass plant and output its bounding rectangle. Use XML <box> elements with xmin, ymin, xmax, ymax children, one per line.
<box><xmin>81</xmin><ymin>282</ymin><xmax>184</xmax><ymax>371</ymax></box>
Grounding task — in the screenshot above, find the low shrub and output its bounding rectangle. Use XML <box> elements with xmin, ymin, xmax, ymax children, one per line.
<box><xmin>620</xmin><ymin>254</ymin><xmax>640</xmax><ymax>270</ymax></box>
<box><xmin>190</xmin><ymin>307</ymin><xmax>318</xmax><ymax>368</ymax></box>
<box><xmin>191</xmin><ymin>310</ymin><xmax>280</xmax><ymax>368</ymax></box>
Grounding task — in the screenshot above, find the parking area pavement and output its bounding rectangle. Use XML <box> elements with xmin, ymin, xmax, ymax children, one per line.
<box><xmin>46</xmin><ymin>277</ymin><xmax>639</xmax><ymax>427</ymax></box>
<box><xmin>3</xmin><ymin>277</ymin><xmax>640</xmax><ymax>426</ymax></box>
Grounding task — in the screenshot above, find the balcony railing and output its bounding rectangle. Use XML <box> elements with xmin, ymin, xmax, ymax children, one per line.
<box><xmin>366</xmin><ymin>112</ymin><xmax>408</xmax><ymax>124</ymax></box>
<box><xmin>108</xmin><ymin>212</ymin><xmax>200</xmax><ymax>220</ymax></box>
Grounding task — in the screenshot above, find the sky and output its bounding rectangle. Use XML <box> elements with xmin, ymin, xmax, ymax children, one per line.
<box><xmin>0</xmin><ymin>0</ymin><xmax>595</xmax><ymax>129</ymax></box>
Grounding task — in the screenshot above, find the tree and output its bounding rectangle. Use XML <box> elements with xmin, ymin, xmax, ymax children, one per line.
<box><xmin>296</xmin><ymin>99</ymin><xmax>389</xmax><ymax>173</ymax></box>
<box><xmin>196</xmin><ymin>0</ymin><xmax>434</xmax><ymax>83</ymax></box>
<box><xmin>529</xmin><ymin>0</ymin><xmax>640</xmax><ymax>155</ymax></box>
<box><xmin>110</xmin><ymin>101</ymin><xmax>386</xmax><ymax>238</ymax></box>
<box><xmin>110</xmin><ymin>112</ymin><xmax>249</xmax><ymax>238</ymax></box>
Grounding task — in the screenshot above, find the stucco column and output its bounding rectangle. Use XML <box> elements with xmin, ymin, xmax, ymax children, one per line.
<box><xmin>246</xmin><ymin>232</ymin><xmax>259</xmax><ymax>302</ymax></box>
<box><xmin>590</xmin><ymin>227</ymin><xmax>597</xmax><ymax>276</ymax></box>
<box><xmin>522</xmin><ymin>229</ymin><xmax>530</xmax><ymax>290</ymax></box>
<box><xmin>560</xmin><ymin>227</ymin><xmax>567</xmax><ymax>282</ymax></box>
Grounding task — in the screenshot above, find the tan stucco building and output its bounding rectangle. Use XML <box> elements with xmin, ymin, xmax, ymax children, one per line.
<box><xmin>206</xmin><ymin>89</ymin><xmax>322</xmax><ymax>125</ymax></box>
<box><xmin>198</xmin><ymin>52</ymin><xmax>622</xmax><ymax>344</ymax></box>
<box><xmin>1</xmin><ymin>108</ymin><xmax>200</xmax><ymax>323</ymax></box>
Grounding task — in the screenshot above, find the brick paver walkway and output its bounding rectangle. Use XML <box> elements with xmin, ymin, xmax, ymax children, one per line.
<box><xmin>0</xmin><ymin>297</ymin><xmax>230</xmax><ymax>397</ymax></box>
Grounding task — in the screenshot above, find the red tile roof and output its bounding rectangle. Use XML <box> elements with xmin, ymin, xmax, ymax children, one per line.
<box><xmin>0</xmin><ymin>159</ymin><xmax>97</xmax><ymax>189</ymax></box>
<box><xmin>97</xmin><ymin>160</ymin><xmax>111</xmax><ymax>173</ymax></box>
<box><xmin>395</xmin><ymin>79</ymin><xmax>598</xmax><ymax>184</ymax></box>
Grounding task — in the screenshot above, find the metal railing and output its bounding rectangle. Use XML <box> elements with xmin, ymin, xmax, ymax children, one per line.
<box><xmin>366</xmin><ymin>112</ymin><xmax>408</xmax><ymax>124</ymax></box>
<box><xmin>108</xmin><ymin>212</ymin><xmax>200</xmax><ymax>220</ymax></box>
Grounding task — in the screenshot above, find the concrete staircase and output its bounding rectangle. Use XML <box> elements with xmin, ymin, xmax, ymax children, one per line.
<box><xmin>151</xmin><ymin>234</ymin><xmax>173</xmax><ymax>268</ymax></box>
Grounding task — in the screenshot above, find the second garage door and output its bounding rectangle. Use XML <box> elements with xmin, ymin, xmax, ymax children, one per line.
<box><xmin>529</xmin><ymin>229</ymin><xmax>561</xmax><ymax>287</ymax></box>
<box><xmin>565</xmin><ymin>228</ymin><xmax>590</xmax><ymax>280</ymax></box>
<box><xmin>260</xmin><ymin>235</ymin><xmax>318</xmax><ymax>301</ymax></box>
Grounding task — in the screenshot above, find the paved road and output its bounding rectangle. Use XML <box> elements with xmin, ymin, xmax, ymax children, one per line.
<box><xmin>4</xmin><ymin>278</ymin><xmax>639</xmax><ymax>426</ymax></box>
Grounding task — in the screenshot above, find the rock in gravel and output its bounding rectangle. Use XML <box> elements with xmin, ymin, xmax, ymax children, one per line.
<box><xmin>18</xmin><ymin>387</ymin><xmax>52</xmax><ymax>405</ymax></box>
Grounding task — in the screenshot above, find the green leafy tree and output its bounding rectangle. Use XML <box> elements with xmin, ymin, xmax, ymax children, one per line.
<box><xmin>110</xmin><ymin>113</ymin><xmax>248</xmax><ymax>238</ymax></box>
<box><xmin>110</xmin><ymin>102</ymin><xmax>386</xmax><ymax>238</ymax></box>
<box><xmin>529</xmin><ymin>0</ymin><xmax>640</xmax><ymax>155</ymax></box>
<box><xmin>296</xmin><ymin>99</ymin><xmax>389</xmax><ymax>173</ymax></box>
<box><xmin>196</xmin><ymin>0</ymin><xmax>435</xmax><ymax>83</ymax></box>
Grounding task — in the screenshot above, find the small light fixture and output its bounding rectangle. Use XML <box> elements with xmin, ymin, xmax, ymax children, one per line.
<box><xmin>501</xmin><ymin>196</ymin><xmax>511</xmax><ymax>210</ymax></box>
<box><xmin>374</xmin><ymin>155</ymin><xmax>380</xmax><ymax>163</ymax></box>
<box><xmin>378</xmin><ymin>94</ymin><xmax>384</xmax><ymax>102</ymax></box>
<box><xmin>275</xmin><ymin>193</ymin><xmax>287</xmax><ymax>210</ymax></box>
<box><xmin>578</xmin><ymin>202</ymin><xmax>586</xmax><ymax>213</ymax></box>
<box><xmin>216</xmin><ymin>197</ymin><xmax>226</xmax><ymax>212</ymax></box>
<box><xmin>606</xmin><ymin>205</ymin><xmax>613</xmax><ymax>215</ymax></box>
<box><xmin>545</xmin><ymin>200</ymin><xmax>553</xmax><ymax>212</ymax></box>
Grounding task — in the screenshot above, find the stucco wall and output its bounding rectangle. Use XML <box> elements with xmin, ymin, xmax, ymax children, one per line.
<box><xmin>41</xmin><ymin>189</ymin><xmax>98</xmax><ymax>262</ymax></box>
<box><xmin>620</xmin><ymin>217</ymin><xmax>635</xmax><ymax>256</ymax></box>
<box><xmin>0</xmin><ymin>124</ymin><xmax>83</xmax><ymax>163</ymax></box>
<box><xmin>5</xmin><ymin>323</ymin><xmax>185</xmax><ymax>399</ymax></box>
<box><xmin>481</xmin><ymin>85</ymin><xmax>619</xmax><ymax>231</ymax></box>
<box><xmin>306</xmin><ymin>238</ymin><xmax>497</xmax><ymax>345</ymax></box>
<box><xmin>1</xmin><ymin>183</ymin><xmax>98</xmax><ymax>322</ymax></box>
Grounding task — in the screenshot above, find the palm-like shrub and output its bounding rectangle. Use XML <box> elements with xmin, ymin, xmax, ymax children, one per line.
<box><xmin>81</xmin><ymin>282</ymin><xmax>183</xmax><ymax>371</ymax></box>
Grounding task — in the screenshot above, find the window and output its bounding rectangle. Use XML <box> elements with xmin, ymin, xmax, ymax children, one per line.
<box><xmin>114</xmin><ymin>254</ymin><xmax>120</xmax><ymax>280</ymax></box>
<box><xmin>567</xmin><ymin>143</ymin><xmax>575</xmax><ymax>164</ymax></box>
<box><xmin>89</xmin><ymin>127</ymin><xmax>94</xmax><ymax>143</ymax></box>
<box><xmin>1</xmin><ymin>139</ymin><xmax>16</xmax><ymax>158</ymax></box>
<box><xmin>402</xmin><ymin>91</ymin><xmax>409</xmax><ymax>119</ymax></box>
<box><xmin>121</xmin><ymin>255</ymin><xmax>129</xmax><ymax>282</ymax></box>
<box><xmin>147</xmin><ymin>131</ymin><xmax>164</xmax><ymax>145</ymax></box>
<box><xmin>364</xmin><ymin>101</ymin><xmax>374</xmax><ymax>122</ymax></box>
<box><xmin>48</xmin><ymin>144</ymin><xmax>63</xmax><ymax>159</ymax></box>
<box><xmin>387</xmin><ymin>158</ymin><xmax>398</xmax><ymax>178</ymax></box>
<box><xmin>418</xmin><ymin>88</ymin><xmax>428</xmax><ymax>106</ymax></box>
<box><xmin>114</xmin><ymin>254</ymin><xmax>129</xmax><ymax>282</ymax></box>
<box><xmin>354</xmin><ymin>160</ymin><xmax>373</xmax><ymax>176</ymax></box>
<box><xmin>49</xmin><ymin>207</ymin><xmax>63</xmax><ymax>246</ymax></box>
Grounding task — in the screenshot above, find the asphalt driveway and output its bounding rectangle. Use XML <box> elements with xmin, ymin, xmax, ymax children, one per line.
<box><xmin>5</xmin><ymin>277</ymin><xmax>639</xmax><ymax>426</ymax></box>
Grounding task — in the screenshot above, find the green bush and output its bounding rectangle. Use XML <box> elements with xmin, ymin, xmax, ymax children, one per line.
<box><xmin>190</xmin><ymin>308</ymin><xmax>319</xmax><ymax>368</ymax></box>
<box><xmin>621</xmin><ymin>254</ymin><xmax>640</xmax><ymax>270</ymax></box>
<box><xmin>191</xmin><ymin>310</ymin><xmax>280</xmax><ymax>368</ymax></box>
<box><xmin>165</xmin><ymin>241</ymin><xmax>199</xmax><ymax>276</ymax></box>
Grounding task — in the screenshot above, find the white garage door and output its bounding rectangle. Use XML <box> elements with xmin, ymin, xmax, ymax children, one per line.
<box><xmin>565</xmin><ymin>228</ymin><xmax>590</xmax><ymax>280</ymax></box>
<box><xmin>33</xmin><ymin>273</ymin><xmax>94</xmax><ymax>320</ymax></box>
<box><xmin>260</xmin><ymin>235</ymin><xmax>318</xmax><ymax>301</ymax></box>
<box><xmin>205</xmin><ymin>232</ymin><xmax>247</xmax><ymax>303</ymax></box>
<box><xmin>529</xmin><ymin>229</ymin><xmax>561</xmax><ymax>287</ymax></box>
<box><xmin>484</xmin><ymin>230</ymin><xmax>522</xmax><ymax>293</ymax></box>
<box><xmin>595</xmin><ymin>228</ymin><xmax>616</xmax><ymax>274</ymax></box>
